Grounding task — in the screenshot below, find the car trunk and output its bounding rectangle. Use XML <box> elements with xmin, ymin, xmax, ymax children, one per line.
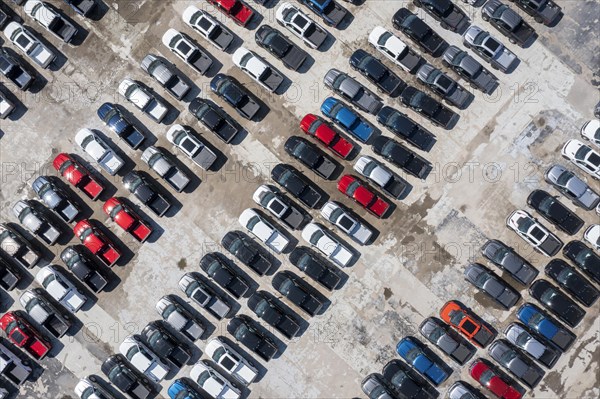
<box><xmin>164</xmin><ymin>76</ymin><xmax>190</xmax><ymax>100</ymax></box>
<box><xmin>85</xmin><ymin>271</ymin><xmax>108</xmax><ymax>293</ymax></box>
<box><xmin>40</xmin><ymin>224</ymin><xmax>60</xmax><ymax>245</ymax></box>
<box><xmin>191</xmin><ymin>147</ymin><xmax>217</xmax><ymax>171</ymax></box>
<box><xmin>131</xmin><ymin>222</ymin><xmax>152</xmax><ymax>242</ymax></box>
<box><xmin>168</xmin><ymin>346</ymin><xmax>190</xmax><ymax>367</ymax></box>
<box><xmin>57</xmin><ymin>202</ymin><xmax>79</xmax><ymax>222</ymax></box>
<box><xmin>282</xmin><ymin>45</ymin><xmax>307</xmax><ymax>71</ymax></box>
<box><xmin>281</xmin><ymin>207</ymin><xmax>304</xmax><ymax>230</ymax></box>
<box><xmin>165</xmin><ymin>168</ymin><xmax>190</xmax><ymax>192</ymax></box>
<box><xmin>473</xmin><ymin>327</ymin><xmax>494</xmax><ymax>347</ymax></box>
<box><xmin>451</xmin><ymin>344</ymin><xmax>473</xmax><ymax>364</ymax></box>
<box><xmin>261</xmin><ymin>69</ymin><xmax>284</xmax><ymax>92</ymax></box>
<box><xmin>100</xmin><ymin>246</ymin><xmax>120</xmax><ymax>267</ymax></box>
<box><xmin>315</xmin><ymin>158</ymin><xmax>336</xmax><ymax>179</ymax></box>
<box><xmin>299</xmin><ymin>186</ymin><xmax>321</xmax><ymax>208</ymax></box>
<box><xmin>384</xmin><ymin>176</ymin><xmax>408</xmax><ymax>199</ymax></box>
<box><xmin>81</xmin><ymin>178</ymin><xmax>103</xmax><ymax>200</ymax></box>
<box><xmin>148</xmin><ymin>194</ymin><xmax>170</xmax><ymax>216</ymax></box>
<box><xmin>0</xmin><ymin>269</ymin><xmax>18</xmax><ymax>290</ymax></box>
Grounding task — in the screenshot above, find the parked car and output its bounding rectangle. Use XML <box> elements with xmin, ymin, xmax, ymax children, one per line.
<box><xmin>321</xmin><ymin>97</ymin><xmax>377</xmax><ymax>143</ymax></box>
<box><xmin>0</xmin><ymin>48</ymin><xmax>35</xmax><ymax>90</ymax></box>
<box><xmin>416</xmin><ymin>63</ymin><xmax>473</xmax><ymax>109</ymax></box>
<box><xmin>140</xmin><ymin>54</ymin><xmax>190</xmax><ymax>100</ymax></box>
<box><xmin>526</xmin><ymin>189</ymin><xmax>584</xmax><ymax>235</ymax></box>
<box><xmin>0</xmin><ymin>338</ymin><xmax>33</xmax><ymax>385</ymax></box>
<box><xmin>300</xmin><ymin>114</ymin><xmax>355</xmax><ymax>159</ymax></box>
<box><xmin>289</xmin><ymin>246</ymin><xmax>342</xmax><ymax>290</ymax></box>
<box><xmin>414</xmin><ymin>0</ymin><xmax>470</xmax><ymax>32</ymax></box>
<box><xmin>399</xmin><ymin>86</ymin><xmax>458</xmax><ymax>129</ymax></box>
<box><xmin>118</xmin><ymin>78</ymin><xmax>169</xmax><ymax>123</ymax></box>
<box><xmin>321</xmin><ymin>201</ymin><xmax>373</xmax><ymax>245</ymax></box>
<box><xmin>463</xmin><ymin>26</ymin><xmax>518</xmax><ymax>73</ymax></box>
<box><xmin>232</xmin><ymin>47</ymin><xmax>285</xmax><ymax>93</ymax></box>
<box><xmin>63</xmin><ymin>0</ymin><xmax>95</xmax><ymax>17</ymax></box>
<box><xmin>73</xmin><ymin>219</ymin><xmax>121</xmax><ymax>267</ymax></box>
<box><xmin>0</xmin><ymin>311</ymin><xmax>51</xmax><ymax>360</ymax></box>
<box><xmin>382</xmin><ymin>360</ymin><xmax>433</xmax><ymax>399</ymax></box>
<box><xmin>74</xmin><ymin>377</ymin><xmax>117</xmax><ymax>399</ymax></box>
<box><xmin>506</xmin><ymin>209</ymin><xmax>563</xmax><ymax>257</ymax></box>
<box><xmin>167</xmin><ymin>379</ymin><xmax>203</xmax><ymax>399</ymax></box>
<box><xmin>271</xmin><ymin>164</ymin><xmax>322</xmax><ymax>208</ymax></box>
<box><xmin>123</xmin><ymin>171</ymin><xmax>171</xmax><ymax>217</ymax></box>
<box><xmin>584</xmin><ymin>224</ymin><xmax>599</xmax><ymax>250</ymax></box>
<box><xmin>252</xmin><ymin>184</ymin><xmax>305</xmax><ymax>230</ymax></box>
<box><xmin>447</xmin><ymin>382</ymin><xmax>480</xmax><ymax>399</ymax></box>
<box><xmin>284</xmin><ymin>136</ymin><xmax>337</xmax><ymax>179</ymax></box>
<box><xmin>103</xmin><ymin>197</ymin><xmax>153</xmax><ymax>243</ymax></box>
<box><xmin>272</xmin><ymin>271</ymin><xmax>325</xmax><ymax>316</ymax></box>
<box><xmin>0</xmin><ymin>223</ymin><xmax>40</xmax><ymax>269</ymax></box>
<box><xmin>205</xmin><ymin>337</ymin><xmax>259</xmax><ymax>385</ymax></box>
<box><xmin>12</xmin><ymin>200</ymin><xmax>61</xmax><ymax>245</ymax></box>
<box><xmin>228</xmin><ymin>315</ymin><xmax>278</xmax><ymax>361</ymax></box>
<box><xmin>510</xmin><ymin>0</ymin><xmax>561</xmax><ymax>26</ymax></box>
<box><xmin>182</xmin><ymin>6</ymin><xmax>234</xmax><ymax>51</ymax></box>
<box><xmin>368</xmin><ymin>26</ymin><xmax>424</xmax><ymax>74</ymax></box>
<box><xmin>354</xmin><ymin>155</ymin><xmax>409</xmax><ymax>200</ymax></box>
<box><xmin>545</xmin><ymin>165</ymin><xmax>600</xmax><ymax>210</ymax></box>
<box><xmin>561</xmin><ymin>139</ymin><xmax>600</xmax><ymax>179</ymax></box>
<box><xmin>419</xmin><ymin>317</ymin><xmax>476</xmax><ymax>365</ymax></box>
<box><xmin>0</xmin><ymin>89</ymin><xmax>14</xmax><ymax>119</ymax></box>
<box><xmin>482</xmin><ymin>0</ymin><xmax>536</xmax><ymax>47</ymax></box>
<box><xmin>61</xmin><ymin>246</ymin><xmax>107</xmax><ymax>296</ymax></box>
<box><xmin>324</xmin><ymin>69</ymin><xmax>383</xmax><ymax>115</ymax></box>
<box><xmin>517</xmin><ymin>303</ymin><xmax>575</xmax><ymax>352</ymax></box>
<box><xmin>179</xmin><ymin>273</ymin><xmax>231</xmax><ymax>320</ymax></box>
<box><xmin>119</xmin><ymin>335</ymin><xmax>170</xmax><ymax>383</ymax></box>
<box><xmin>338</xmin><ymin>174</ymin><xmax>391</xmax><ymax>218</ymax></box>
<box><xmin>392</xmin><ymin>8</ymin><xmax>447</xmax><ymax>56</ymax></box>
<box><xmin>189</xmin><ymin>361</ymin><xmax>241</xmax><ymax>399</ymax></box>
<box><xmin>141</xmin><ymin>321</ymin><xmax>192</xmax><ymax>368</ymax></box>
<box><xmin>75</xmin><ymin>128</ymin><xmax>125</xmax><ymax>176</ymax></box>
<box><xmin>300</xmin><ymin>0</ymin><xmax>347</xmax><ymax>27</ymax></box>
<box><xmin>469</xmin><ymin>360</ymin><xmax>523</xmax><ymax>399</ymax></box>
<box><xmin>529</xmin><ymin>279</ymin><xmax>585</xmax><ymax>328</ymax></box>
<box><xmin>162</xmin><ymin>29</ymin><xmax>213</xmax><ymax>75</ymax></box>
<box><xmin>166</xmin><ymin>124</ymin><xmax>216</xmax><ymax>171</ymax></box>
<box><xmin>210</xmin><ymin>73</ymin><xmax>261</xmax><ymax>120</ymax></box>
<box><xmin>396</xmin><ymin>337</ymin><xmax>450</xmax><ymax>386</ymax></box>
<box><xmin>349</xmin><ymin>50</ymin><xmax>406</xmax><ymax>97</ymax></box>
<box><xmin>488</xmin><ymin>339</ymin><xmax>544</xmax><ymax>389</ymax></box>
<box><xmin>440</xmin><ymin>300</ymin><xmax>495</xmax><ymax>347</ymax></box>
<box><xmin>99</xmin><ymin>100</ymin><xmax>146</xmax><ymax>147</ymax></box>
<box><xmin>141</xmin><ymin>146</ymin><xmax>190</xmax><ymax>193</ymax></box>
<box><xmin>24</xmin><ymin>1</ymin><xmax>78</xmax><ymax>43</ymax></box>
<box><xmin>239</xmin><ymin>208</ymin><xmax>290</xmax><ymax>254</ymax></box>
<box><xmin>0</xmin><ymin>258</ymin><xmax>20</xmax><ymax>291</ymax></box>
<box><xmin>221</xmin><ymin>231</ymin><xmax>273</xmax><ymax>276</ymax></box>
<box><xmin>276</xmin><ymin>3</ymin><xmax>328</xmax><ymax>49</ymax></box>
<box><xmin>255</xmin><ymin>25</ymin><xmax>308</xmax><ymax>71</ymax></box>
<box><xmin>377</xmin><ymin>106</ymin><xmax>435</xmax><ymax>151</ymax></box>
<box><xmin>35</xmin><ymin>265</ymin><xmax>86</xmax><ymax>313</ymax></box>
<box><xmin>19</xmin><ymin>288</ymin><xmax>72</xmax><ymax>338</ymax></box>
<box><xmin>361</xmin><ymin>373</ymin><xmax>397</xmax><ymax>399</ymax></box>
<box><xmin>53</xmin><ymin>153</ymin><xmax>105</xmax><ymax>200</ymax></box>
<box><xmin>155</xmin><ymin>295</ymin><xmax>205</xmax><ymax>341</ymax></box>
<box><xmin>32</xmin><ymin>176</ymin><xmax>79</xmax><ymax>223</ymax></box>
<box><xmin>188</xmin><ymin>98</ymin><xmax>241</xmax><ymax>144</ymax></box>
<box><xmin>464</xmin><ymin>263</ymin><xmax>520</xmax><ymax>309</ymax></box>
<box><xmin>481</xmin><ymin>239</ymin><xmax>538</xmax><ymax>285</ymax></box>
<box><xmin>580</xmin><ymin>119</ymin><xmax>599</xmax><ymax>147</ymax></box>
<box><xmin>372</xmin><ymin>136</ymin><xmax>430</xmax><ymax>179</ymax></box>
<box><xmin>248</xmin><ymin>291</ymin><xmax>301</xmax><ymax>339</ymax></box>
<box><xmin>545</xmin><ymin>259</ymin><xmax>599</xmax><ymax>307</ymax></box>
<box><xmin>301</xmin><ymin>222</ymin><xmax>354</xmax><ymax>267</ymax></box>
<box><xmin>3</xmin><ymin>22</ymin><xmax>55</xmax><ymax>68</ymax></box>
<box><xmin>504</xmin><ymin>323</ymin><xmax>560</xmax><ymax>369</ymax></box>
<box><xmin>200</xmin><ymin>253</ymin><xmax>249</xmax><ymax>299</ymax></box>
<box><xmin>443</xmin><ymin>46</ymin><xmax>499</xmax><ymax>95</ymax></box>
<box><xmin>101</xmin><ymin>354</ymin><xmax>152</xmax><ymax>399</ymax></box>
<box><xmin>206</xmin><ymin>0</ymin><xmax>254</xmax><ymax>27</ymax></box>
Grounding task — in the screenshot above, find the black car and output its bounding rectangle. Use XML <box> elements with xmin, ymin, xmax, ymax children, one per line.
<box><xmin>481</xmin><ymin>239</ymin><xmax>539</xmax><ymax>285</ymax></box>
<box><xmin>349</xmin><ymin>49</ymin><xmax>407</xmax><ymax>97</ymax></box>
<box><xmin>289</xmin><ymin>246</ymin><xmax>342</xmax><ymax>291</ymax></box>
<box><xmin>140</xmin><ymin>321</ymin><xmax>192</xmax><ymax>368</ymax></box>
<box><xmin>545</xmin><ymin>259</ymin><xmax>599</xmax><ymax>307</ymax></box>
<box><xmin>0</xmin><ymin>257</ymin><xmax>20</xmax><ymax>291</ymax></box>
<box><xmin>510</xmin><ymin>0</ymin><xmax>562</xmax><ymax>26</ymax></box>
<box><xmin>63</xmin><ymin>0</ymin><xmax>96</xmax><ymax>17</ymax></box>
<box><xmin>188</xmin><ymin>97</ymin><xmax>240</xmax><ymax>144</ymax></box>
<box><xmin>362</xmin><ymin>373</ymin><xmax>397</xmax><ymax>399</ymax></box>
<box><xmin>227</xmin><ymin>315</ymin><xmax>278</xmax><ymax>361</ymax></box>
<box><xmin>210</xmin><ymin>73</ymin><xmax>261</xmax><ymax>120</ymax></box>
<box><xmin>97</xmin><ymin>102</ymin><xmax>146</xmax><ymax>150</ymax></box>
<box><xmin>392</xmin><ymin>8</ymin><xmax>447</xmax><ymax>56</ymax></box>
<box><xmin>0</xmin><ymin>48</ymin><xmax>35</xmax><ymax>91</ymax></box>
<box><xmin>101</xmin><ymin>354</ymin><xmax>152</xmax><ymax>399</ymax></box>
<box><xmin>247</xmin><ymin>290</ymin><xmax>301</xmax><ymax>339</ymax></box>
<box><xmin>255</xmin><ymin>25</ymin><xmax>308</xmax><ymax>71</ymax></box>
<box><xmin>221</xmin><ymin>231</ymin><xmax>273</xmax><ymax>276</ymax></box>
<box><xmin>529</xmin><ymin>279</ymin><xmax>585</xmax><ymax>328</ymax></box>
<box><xmin>377</xmin><ymin>106</ymin><xmax>434</xmax><ymax>151</ymax></box>
<box><xmin>382</xmin><ymin>360</ymin><xmax>432</xmax><ymax>399</ymax></box>
<box><xmin>400</xmin><ymin>86</ymin><xmax>458</xmax><ymax>130</ymax></box>
<box><xmin>372</xmin><ymin>136</ymin><xmax>430</xmax><ymax>179</ymax></box>
<box><xmin>122</xmin><ymin>171</ymin><xmax>171</xmax><ymax>217</ymax></box>
<box><xmin>488</xmin><ymin>339</ymin><xmax>545</xmax><ymax>389</ymax></box>
<box><xmin>482</xmin><ymin>0</ymin><xmax>537</xmax><ymax>47</ymax></box>
<box><xmin>442</xmin><ymin>46</ymin><xmax>499</xmax><ymax>95</ymax></box>
<box><xmin>272</xmin><ymin>271</ymin><xmax>324</xmax><ymax>316</ymax></box>
<box><xmin>60</xmin><ymin>246</ymin><xmax>108</xmax><ymax>293</ymax></box>
<box><xmin>284</xmin><ymin>136</ymin><xmax>337</xmax><ymax>179</ymax></box>
<box><xmin>526</xmin><ymin>189</ymin><xmax>584</xmax><ymax>235</ymax></box>
<box><xmin>271</xmin><ymin>164</ymin><xmax>323</xmax><ymax>208</ymax></box>
<box><xmin>413</xmin><ymin>0</ymin><xmax>470</xmax><ymax>33</ymax></box>
<box><xmin>419</xmin><ymin>317</ymin><xmax>476</xmax><ymax>365</ymax></box>
<box><xmin>464</xmin><ymin>263</ymin><xmax>520</xmax><ymax>309</ymax></box>
<box><xmin>199</xmin><ymin>253</ymin><xmax>250</xmax><ymax>299</ymax></box>
<box><xmin>563</xmin><ymin>240</ymin><xmax>600</xmax><ymax>284</ymax></box>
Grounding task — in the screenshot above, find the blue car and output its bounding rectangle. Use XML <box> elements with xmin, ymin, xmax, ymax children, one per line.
<box><xmin>300</xmin><ymin>0</ymin><xmax>348</xmax><ymax>27</ymax></box>
<box><xmin>97</xmin><ymin>102</ymin><xmax>145</xmax><ymax>149</ymax></box>
<box><xmin>321</xmin><ymin>97</ymin><xmax>376</xmax><ymax>143</ymax></box>
<box><xmin>396</xmin><ymin>337</ymin><xmax>449</xmax><ymax>386</ymax></box>
<box><xmin>517</xmin><ymin>303</ymin><xmax>576</xmax><ymax>352</ymax></box>
<box><xmin>168</xmin><ymin>379</ymin><xmax>203</xmax><ymax>399</ymax></box>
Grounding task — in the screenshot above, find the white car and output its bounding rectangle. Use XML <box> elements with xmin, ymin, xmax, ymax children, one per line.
<box><xmin>238</xmin><ymin>208</ymin><xmax>290</xmax><ymax>254</ymax></box>
<box><xmin>74</xmin><ymin>128</ymin><xmax>124</xmax><ymax>175</ymax></box>
<box><xmin>118</xmin><ymin>78</ymin><xmax>169</xmax><ymax>123</ymax></box>
<box><xmin>24</xmin><ymin>0</ymin><xmax>78</xmax><ymax>43</ymax></box>
<box><xmin>320</xmin><ymin>201</ymin><xmax>372</xmax><ymax>245</ymax></box>
<box><xmin>581</xmin><ymin>119</ymin><xmax>600</xmax><ymax>147</ymax></box>
<box><xmin>301</xmin><ymin>222</ymin><xmax>354</xmax><ymax>267</ymax></box>
<box><xmin>162</xmin><ymin>28</ymin><xmax>213</xmax><ymax>75</ymax></box>
<box><xmin>0</xmin><ymin>91</ymin><xmax>15</xmax><ymax>120</ymax></box>
<box><xmin>74</xmin><ymin>376</ymin><xmax>115</xmax><ymax>399</ymax></box>
<box><xmin>232</xmin><ymin>47</ymin><xmax>284</xmax><ymax>93</ymax></box>
<box><xmin>190</xmin><ymin>361</ymin><xmax>241</xmax><ymax>399</ymax></box>
<box><xmin>35</xmin><ymin>265</ymin><xmax>87</xmax><ymax>313</ymax></box>
<box><xmin>354</xmin><ymin>156</ymin><xmax>409</xmax><ymax>200</ymax></box>
<box><xmin>584</xmin><ymin>224</ymin><xmax>599</xmax><ymax>251</ymax></box>
<box><xmin>166</xmin><ymin>124</ymin><xmax>216</xmax><ymax>170</ymax></box>
<box><xmin>205</xmin><ymin>337</ymin><xmax>258</xmax><ymax>386</ymax></box>
<box><xmin>562</xmin><ymin>139</ymin><xmax>600</xmax><ymax>179</ymax></box>
<box><xmin>252</xmin><ymin>185</ymin><xmax>305</xmax><ymax>230</ymax></box>
<box><xmin>3</xmin><ymin>22</ymin><xmax>56</xmax><ymax>68</ymax></box>
<box><xmin>119</xmin><ymin>335</ymin><xmax>170</xmax><ymax>383</ymax></box>
<box><xmin>368</xmin><ymin>26</ymin><xmax>422</xmax><ymax>73</ymax></box>
<box><xmin>182</xmin><ymin>6</ymin><xmax>234</xmax><ymax>51</ymax></box>
<box><xmin>506</xmin><ymin>210</ymin><xmax>563</xmax><ymax>257</ymax></box>
<box><xmin>275</xmin><ymin>2</ymin><xmax>328</xmax><ymax>50</ymax></box>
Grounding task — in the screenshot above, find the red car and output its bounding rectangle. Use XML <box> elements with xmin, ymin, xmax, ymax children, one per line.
<box><xmin>0</xmin><ymin>311</ymin><xmax>51</xmax><ymax>360</ymax></box>
<box><xmin>206</xmin><ymin>0</ymin><xmax>254</xmax><ymax>26</ymax></box>
<box><xmin>337</xmin><ymin>175</ymin><xmax>391</xmax><ymax>218</ymax></box>
<box><xmin>301</xmin><ymin>114</ymin><xmax>354</xmax><ymax>159</ymax></box>
<box><xmin>74</xmin><ymin>219</ymin><xmax>121</xmax><ymax>267</ymax></box>
<box><xmin>53</xmin><ymin>153</ymin><xmax>104</xmax><ymax>200</ymax></box>
<box><xmin>103</xmin><ymin>197</ymin><xmax>153</xmax><ymax>243</ymax></box>
<box><xmin>470</xmin><ymin>360</ymin><xmax>522</xmax><ymax>399</ymax></box>
<box><xmin>440</xmin><ymin>300</ymin><xmax>495</xmax><ymax>348</ymax></box>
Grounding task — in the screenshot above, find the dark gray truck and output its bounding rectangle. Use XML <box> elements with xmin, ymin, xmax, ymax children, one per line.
<box><xmin>32</xmin><ymin>176</ymin><xmax>80</xmax><ymax>223</ymax></box>
<box><xmin>0</xmin><ymin>258</ymin><xmax>20</xmax><ymax>291</ymax></box>
<box><xmin>482</xmin><ymin>0</ymin><xmax>537</xmax><ymax>47</ymax></box>
<box><xmin>20</xmin><ymin>289</ymin><xmax>73</xmax><ymax>338</ymax></box>
<box><xmin>0</xmin><ymin>339</ymin><xmax>33</xmax><ymax>386</ymax></box>
<box><xmin>188</xmin><ymin>98</ymin><xmax>240</xmax><ymax>144</ymax></box>
<box><xmin>141</xmin><ymin>55</ymin><xmax>191</xmax><ymax>101</ymax></box>
<box><xmin>60</xmin><ymin>246</ymin><xmax>108</xmax><ymax>293</ymax></box>
<box><xmin>0</xmin><ymin>223</ymin><xmax>40</xmax><ymax>269</ymax></box>
<box><xmin>271</xmin><ymin>164</ymin><xmax>322</xmax><ymax>208</ymax></box>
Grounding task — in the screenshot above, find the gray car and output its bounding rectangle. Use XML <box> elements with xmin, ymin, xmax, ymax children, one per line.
<box><xmin>32</xmin><ymin>176</ymin><xmax>80</xmax><ymax>223</ymax></box>
<box><xmin>140</xmin><ymin>54</ymin><xmax>190</xmax><ymax>100</ymax></box>
<box><xmin>442</xmin><ymin>45</ymin><xmax>499</xmax><ymax>95</ymax></box>
<box><xmin>504</xmin><ymin>323</ymin><xmax>560</xmax><ymax>369</ymax></box>
<box><xmin>488</xmin><ymin>339</ymin><xmax>545</xmax><ymax>389</ymax></box>
<box><xmin>481</xmin><ymin>239</ymin><xmax>539</xmax><ymax>285</ymax></box>
<box><xmin>141</xmin><ymin>146</ymin><xmax>190</xmax><ymax>193</ymax></box>
<box><xmin>464</xmin><ymin>263</ymin><xmax>520</xmax><ymax>309</ymax></box>
<box><xmin>448</xmin><ymin>381</ymin><xmax>480</xmax><ymax>399</ymax></box>
<box><xmin>12</xmin><ymin>200</ymin><xmax>61</xmax><ymax>245</ymax></box>
<box><xmin>545</xmin><ymin>164</ymin><xmax>600</xmax><ymax>210</ymax></box>
<box><xmin>419</xmin><ymin>317</ymin><xmax>476</xmax><ymax>365</ymax></box>
<box><xmin>463</xmin><ymin>25</ymin><xmax>518</xmax><ymax>73</ymax></box>
<box><xmin>324</xmin><ymin>69</ymin><xmax>383</xmax><ymax>115</ymax></box>
<box><xmin>178</xmin><ymin>273</ymin><xmax>231</xmax><ymax>320</ymax></box>
<box><xmin>361</xmin><ymin>373</ymin><xmax>396</xmax><ymax>399</ymax></box>
<box><xmin>416</xmin><ymin>63</ymin><xmax>473</xmax><ymax>109</ymax></box>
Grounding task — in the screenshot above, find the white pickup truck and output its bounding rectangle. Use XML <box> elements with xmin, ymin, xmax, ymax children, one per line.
<box><xmin>239</xmin><ymin>209</ymin><xmax>290</xmax><ymax>254</ymax></box>
<box><xmin>301</xmin><ymin>222</ymin><xmax>354</xmax><ymax>267</ymax></box>
<box><xmin>119</xmin><ymin>336</ymin><xmax>170</xmax><ymax>383</ymax></box>
<box><xmin>12</xmin><ymin>200</ymin><xmax>61</xmax><ymax>245</ymax></box>
<box><xmin>0</xmin><ymin>223</ymin><xmax>40</xmax><ymax>269</ymax></box>
<box><xmin>166</xmin><ymin>124</ymin><xmax>216</xmax><ymax>171</ymax></box>
<box><xmin>118</xmin><ymin>78</ymin><xmax>169</xmax><ymax>123</ymax></box>
<box><xmin>24</xmin><ymin>0</ymin><xmax>78</xmax><ymax>43</ymax></box>
<box><xmin>35</xmin><ymin>266</ymin><xmax>87</xmax><ymax>313</ymax></box>
<box><xmin>3</xmin><ymin>22</ymin><xmax>56</xmax><ymax>68</ymax></box>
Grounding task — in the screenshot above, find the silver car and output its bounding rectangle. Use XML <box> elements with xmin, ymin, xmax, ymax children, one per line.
<box><xmin>545</xmin><ymin>164</ymin><xmax>600</xmax><ymax>210</ymax></box>
<box><xmin>12</xmin><ymin>200</ymin><xmax>61</xmax><ymax>245</ymax></box>
<box><xmin>504</xmin><ymin>323</ymin><xmax>560</xmax><ymax>368</ymax></box>
<box><xmin>417</xmin><ymin>63</ymin><xmax>474</xmax><ymax>109</ymax></box>
<box><xmin>32</xmin><ymin>176</ymin><xmax>80</xmax><ymax>222</ymax></box>
<box><xmin>141</xmin><ymin>146</ymin><xmax>190</xmax><ymax>193</ymax></box>
<box><xmin>463</xmin><ymin>25</ymin><xmax>518</xmax><ymax>73</ymax></box>
<box><xmin>324</xmin><ymin>69</ymin><xmax>383</xmax><ymax>115</ymax></box>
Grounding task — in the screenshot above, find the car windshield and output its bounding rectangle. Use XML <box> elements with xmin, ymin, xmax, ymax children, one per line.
<box><xmin>310</xmin><ymin>230</ymin><xmax>324</xmax><ymax>245</ymax></box>
<box><xmin>499</xmin><ymin>349</ymin><xmax>517</xmax><ymax>364</ymax></box>
<box><xmin>474</xmin><ymin>271</ymin><xmax>490</xmax><ymax>287</ymax></box>
<box><xmin>516</xmin><ymin>217</ymin><xmax>534</xmax><ymax>233</ymax></box>
<box><xmin>239</xmin><ymin>53</ymin><xmax>253</xmax><ymax>68</ymax></box>
<box><xmin>346</xmin><ymin>181</ymin><xmax>360</xmax><ymax>195</ymax></box>
<box><xmin>540</xmin><ymin>288</ymin><xmax>558</xmax><ymax>303</ymax></box>
<box><xmin>492</xmin><ymin>247</ymin><xmax>509</xmax><ymax>263</ymax></box>
<box><xmin>479</xmin><ymin>369</ymin><xmax>494</xmax><ymax>385</ymax></box>
<box><xmin>362</xmin><ymin>161</ymin><xmax>378</xmax><ymax>176</ymax></box>
<box><xmin>125</xmin><ymin>344</ymin><xmax>141</xmax><ymax>360</ymax></box>
<box><xmin>329</xmin><ymin>207</ymin><xmax>344</xmax><ymax>222</ymax></box>
<box><xmin>538</xmin><ymin>196</ymin><xmax>555</xmax><ymax>213</ymax></box>
<box><xmin>575</xmin><ymin>249</ymin><xmax>592</xmax><ymax>265</ymax></box>
<box><xmin>529</xmin><ymin>312</ymin><xmax>544</xmax><ymax>326</ymax></box>
<box><xmin>557</xmin><ymin>268</ymin><xmax>574</xmax><ymax>284</ymax></box>
<box><xmin>126</xmin><ymin>174</ymin><xmax>142</xmax><ymax>191</ymax></box>
<box><xmin>246</xmin><ymin>215</ymin><xmax>260</xmax><ymax>230</ymax></box>
<box><xmin>555</xmin><ymin>171</ymin><xmax>573</xmax><ymax>186</ymax></box>
<box><xmin>515</xmin><ymin>331</ymin><xmax>531</xmax><ymax>347</ymax></box>
<box><xmin>197</xmin><ymin>370</ymin><xmax>211</xmax><ymax>385</ymax></box>
<box><xmin>255</xmin><ymin>299</ymin><xmax>269</xmax><ymax>317</ymax></box>
<box><xmin>428</xmin><ymin>326</ymin><xmax>445</xmax><ymax>341</ymax></box>
<box><xmin>405</xmin><ymin>347</ymin><xmax>420</xmax><ymax>362</ymax></box>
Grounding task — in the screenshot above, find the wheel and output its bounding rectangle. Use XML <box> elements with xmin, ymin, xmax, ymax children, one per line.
<box><xmin>413</xmin><ymin>0</ymin><xmax>422</xmax><ymax>6</ymax></box>
<box><xmin>482</xmin><ymin>14</ymin><xmax>489</xmax><ymax>22</ymax></box>
<box><xmin>491</xmin><ymin>63</ymin><xmax>499</xmax><ymax>70</ymax></box>
<box><xmin>509</xmin><ymin>38</ymin><xmax>517</xmax><ymax>44</ymax></box>
<box><xmin>534</xmin><ymin>16</ymin><xmax>543</xmax><ymax>23</ymax></box>
<box><xmin>440</xmin><ymin>22</ymin><xmax>448</xmax><ymax>30</ymax></box>
<box><xmin>89</xmin><ymin>375</ymin><xmax>97</xmax><ymax>383</ymax></box>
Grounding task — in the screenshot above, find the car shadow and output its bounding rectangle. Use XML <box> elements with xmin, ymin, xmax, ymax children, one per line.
<box><xmin>521</xmin><ymin>33</ymin><xmax>538</xmax><ymax>49</ymax></box>
<box><xmin>295</xmin><ymin>53</ymin><xmax>315</xmax><ymax>74</ymax></box>
<box><xmin>224</xmin><ymin>31</ymin><xmax>245</xmax><ymax>54</ymax></box>
<box><xmin>318</xmin><ymin>33</ymin><xmax>336</xmax><ymax>52</ymax></box>
<box><xmin>336</xmin><ymin>10</ymin><xmax>354</xmax><ymax>31</ymax></box>
<box><xmin>87</xmin><ymin>0</ymin><xmax>111</xmax><ymax>22</ymax></box>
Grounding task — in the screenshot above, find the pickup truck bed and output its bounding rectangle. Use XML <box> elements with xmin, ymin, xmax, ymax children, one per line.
<box><xmin>164</xmin><ymin>76</ymin><xmax>190</xmax><ymax>100</ymax></box>
<box><xmin>165</xmin><ymin>169</ymin><xmax>190</xmax><ymax>192</ymax></box>
<box><xmin>168</xmin><ymin>346</ymin><xmax>191</xmax><ymax>367</ymax></box>
<box><xmin>0</xmin><ymin>259</ymin><xmax>20</xmax><ymax>291</ymax></box>
<box><xmin>383</xmin><ymin>176</ymin><xmax>409</xmax><ymax>199</ymax></box>
<box><xmin>191</xmin><ymin>148</ymin><xmax>217</xmax><ymax>171</ymax></box>
<box><xmin>539</xmin><ymin>236</ymin><xmax>562</xmax><ymax>257</ymax></box>
<box><xmin>510</xmin><ymin>20</ymin><xmax>536</xmax><ymax>46</ymax></box>
<box><xmin>0</xmin><ymin>341</ymin><xmax>32</xmax><ymax>386</ymax></box>
<box><xmin>299</xmin><ymin>186</ymin><xmax>321</xmax><ymax>208</ymax></box>
<box><xmin>239</xmin><ymin>99</ymin><xmax>261</xmax><ymax>120</ymax></box>
<box><xmin>282</xmin><ymin>207</ymin><xmax>304</xmax><ymax>230</ymax></box>
<box><xmin>120</xmin><ymin>128</ymin><xmax>145</xmax><ymax>149</ymax></box>
<box><xmin>69</xmin><ymin>0</ymin><xmax>96</xmax><ymax>17</ymax></box>
<box><xmin>474</xmin><ymin>327</ymin><xmax>494</xmax><ymax>347</ymax></box>
<box><xmin>315</xmin><ymin>158</ymin><xmax>336</xmax><ymax>179</ymax></box>
<box><xmin>451</xmin><ymin>343</ymin><xmax>474</xmax><ymax>364</ymax></box>
<box><xmin>40</xmin><ymin>313</ymin><xmax>71</xmax><ymax>338</ymax></box>
<box><xmin>305</xmin><ymin>25</ymin><xmax>328</xmax><ymax>49</ymax></box>
<box><xmin>80</xmin><ymin>177</ymin><xmax>103</xmax><ymax>200</ymax></box>
<box><xmin>146</xmin><ymin>99</ymin><xmax>168</xmax><ymax>122</ymax></box>
<box><xmin>261</xmin><ymin>69</ymin><xmax>284</xmax><ymax>92</ymax></box>
<box><xmin>54</xmin><ymin>201</ymin><xmax>79</xmax><ymax>222</ymax></box>
<box><xmin>38</xmin><ymin>223</ymin><xmax>61</xmax><ymax>245</ymax></box>
<box><xmin>210</xmin><ymin>27</ymin><xmax>234</xmax><ymax>50</ymax></box>
<box><xmin>190</xmin><ymin>51</ymin><xmax>213</xmax><ymax>75</ymax></box>
<box><xmin>148</xmin><ymin>194</ymin><xmax>170</xmax><ymax>217</ymax></box>
<box><xmin>49</xmin><ymin>18</ymin><xmax>77</xmax><ymax>43</ymax></box>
